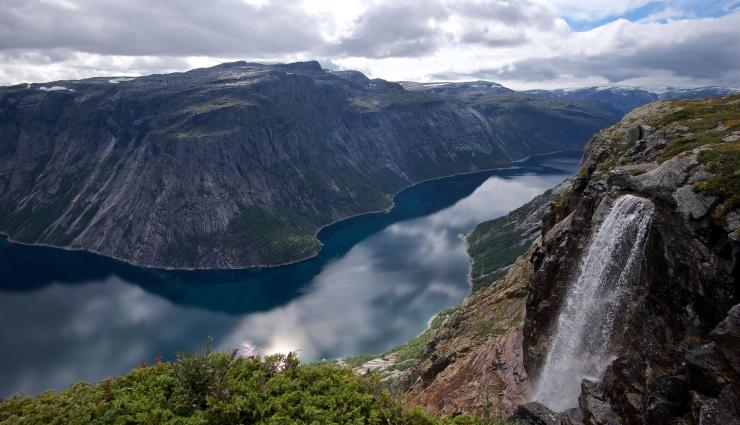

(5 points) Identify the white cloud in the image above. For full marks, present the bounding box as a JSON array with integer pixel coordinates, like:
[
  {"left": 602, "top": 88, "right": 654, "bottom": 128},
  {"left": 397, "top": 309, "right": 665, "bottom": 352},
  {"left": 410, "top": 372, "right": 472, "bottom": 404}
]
[{"left": 0, "top": 0, "right": 738, "bottom": 89}]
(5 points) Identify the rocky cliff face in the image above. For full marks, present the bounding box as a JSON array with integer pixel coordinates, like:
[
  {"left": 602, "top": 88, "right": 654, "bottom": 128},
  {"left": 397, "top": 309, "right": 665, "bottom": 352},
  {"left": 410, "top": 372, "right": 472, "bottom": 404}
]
[
  {"left": 520, "top": 94, "right": 739, "bottom": 425},
  {"left": 0, "top": 61, "right": 611, "bottom": 268},
  {"left": 387, "top": 95, "right": 739, "bottom": 424}
]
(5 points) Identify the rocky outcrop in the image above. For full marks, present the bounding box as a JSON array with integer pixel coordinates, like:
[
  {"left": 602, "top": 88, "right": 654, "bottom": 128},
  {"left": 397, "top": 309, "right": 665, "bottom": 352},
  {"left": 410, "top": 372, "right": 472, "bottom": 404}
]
[
  {"left": 394, "top": 95, "right": 739, "bottom": 424},
  {"left": 521, "top": 95, "right": 739, "bottom": 424},
  {"left": 509, "top": 401, "right": 579, "bottom": 425},
  {"left": 400, "top": 253, "right": 532, "bottom": 418},
  {"left": 0, "top": 61, "right": 613, "bottom": 268}
]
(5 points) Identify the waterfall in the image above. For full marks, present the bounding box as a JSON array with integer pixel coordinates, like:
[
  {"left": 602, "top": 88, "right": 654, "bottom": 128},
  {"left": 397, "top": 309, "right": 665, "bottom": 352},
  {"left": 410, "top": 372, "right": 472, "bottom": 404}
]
[{"left": 532, "top": 194, "right": 653, "bottom": 411}]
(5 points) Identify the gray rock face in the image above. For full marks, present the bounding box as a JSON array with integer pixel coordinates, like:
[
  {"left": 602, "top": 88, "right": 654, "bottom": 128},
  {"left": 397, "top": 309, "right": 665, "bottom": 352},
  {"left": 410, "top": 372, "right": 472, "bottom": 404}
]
[
  {"left": 519, "top": 97, "right": 739, "bottom": 424},
  {"left": 0, "top": 61, "right": 612, "bottom": 268},
  {"left": 673, "top": 185, "right": 717, "bottom": 220},
  {"left": 711, "top": 304, "right": 740, "bottom": 373}
]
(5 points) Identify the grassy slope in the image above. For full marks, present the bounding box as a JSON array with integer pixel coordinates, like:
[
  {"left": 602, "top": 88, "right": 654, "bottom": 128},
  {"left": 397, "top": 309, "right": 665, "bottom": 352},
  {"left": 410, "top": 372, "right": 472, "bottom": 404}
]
[
  {"left": 0, "top": 344, "right": 514, "bottom": 425},
  {"left": 466, "top": 185, "right": 567, "bottom": 291},
  {"left": 596, "top": 94, "right": 740, "bottom": 222}
]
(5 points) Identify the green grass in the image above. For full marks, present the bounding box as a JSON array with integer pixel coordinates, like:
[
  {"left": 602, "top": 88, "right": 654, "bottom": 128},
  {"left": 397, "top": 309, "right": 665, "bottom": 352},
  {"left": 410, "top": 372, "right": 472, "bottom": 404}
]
[
  {"left": 696, "top": 143, "right": 740, "bottom": 220},
  {"left": 466, "top": 189, "right": 555, "bottom": 291},
  {"left": 0, "top": 341, "right": 509, "bottom": 425},
  {"left": 389, "top": 307, "right": 459, "bottom": 366},
  {"left": 345, "top": 306, "right": 460, "bottom": 373},
  {"left": 653, "top": 94, "right": 740, "bottom": 163}
]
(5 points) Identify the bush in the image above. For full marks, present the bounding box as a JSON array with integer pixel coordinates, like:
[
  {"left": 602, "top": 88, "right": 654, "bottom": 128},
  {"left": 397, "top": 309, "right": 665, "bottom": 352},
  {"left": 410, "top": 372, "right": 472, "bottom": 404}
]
[{"left": 0, "top": 340, "right": 508, "bottom": 425}]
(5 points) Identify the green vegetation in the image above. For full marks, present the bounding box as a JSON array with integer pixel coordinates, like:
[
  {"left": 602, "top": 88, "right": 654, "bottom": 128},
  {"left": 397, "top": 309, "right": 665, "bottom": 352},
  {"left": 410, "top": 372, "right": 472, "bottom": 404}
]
[
  {"left": 643, "top": 94, "right": 740, "bottom": 219},
  {"left": 697, "top": 143, "right": 740, "bottom": 219},
  {"left": 466, "top": 189, "right": 554, "bottom": 291},
  {"left": 0, "top": 340, "right": 510, "bottom": 425},
  {"left": 227, "top": 206, "right": 321, "bottom": 264},
  {"left": 591, "top": 95, "right": 739, "bottom": 221},
  {"left": 345, "top": 306, "right": 459, "bottom": 373},
  {"left": 389, "top": 307, "right": 459, "bottom": 366},
  {"left": 654, "top": 94, "right": 740, "bottom": 162}
]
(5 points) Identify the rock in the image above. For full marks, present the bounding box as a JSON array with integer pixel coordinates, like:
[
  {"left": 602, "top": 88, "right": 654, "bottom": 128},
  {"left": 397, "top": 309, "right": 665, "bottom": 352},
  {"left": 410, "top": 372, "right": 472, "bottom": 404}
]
[
  {"left": 684, "top": 343, "right": 734, "bottom": 397},
  {"left": 627, "top": 151, "right": 702, "bottom": 200},
  {"left": 726, "top": 212, "right": 740, "bottom": 240},
  {"left": 666, "top": 124, "right": 691, "bottom": 136},
  {"left": 627, "top": 125, "right": 642, "bottom": 143},
  {"left": 508, "top": 402, "right": 575, "bottom": 425},
  {"left": 722, "top": 131, "right": 740, "bottom": 142},
  {"left": 645, "top": 374, "right": 689, "bottom": 423},
  {"left": 519, "top": 95, "right": 738, "bottom": 425},
  {"left": 673, "top": 185, "right": 717, "bottom": 219},
  {"left": 696, "top": 392, "right": 740, "bottom": 425},
  {"left": 641, "top": 125, "right": 655, "bottom": 139},
  {"left": 710, "top": 304, "right": 740, "bottom": 373},
  {"left": 579, "top": 380, "right": 621, "bottom": 425}
]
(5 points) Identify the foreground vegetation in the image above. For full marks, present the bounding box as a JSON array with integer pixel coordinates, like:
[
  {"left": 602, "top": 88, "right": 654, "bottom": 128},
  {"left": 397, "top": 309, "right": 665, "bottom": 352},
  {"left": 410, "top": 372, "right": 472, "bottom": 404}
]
[{"left": 0, "top": 340, "right": 510, "bottom": 425}]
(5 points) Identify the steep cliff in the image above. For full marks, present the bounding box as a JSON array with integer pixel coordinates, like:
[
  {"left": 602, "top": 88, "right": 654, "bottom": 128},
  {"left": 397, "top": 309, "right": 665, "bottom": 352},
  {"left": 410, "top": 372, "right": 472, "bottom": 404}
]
[
  {"left": 0, "top": 61, "right": 612, "bottom": 268},
  {"left": 519, "top": 94, "right": 739, "bottom": 425},
  {"left": 386, "top": 95, "right": 738, "bottom": 424}
]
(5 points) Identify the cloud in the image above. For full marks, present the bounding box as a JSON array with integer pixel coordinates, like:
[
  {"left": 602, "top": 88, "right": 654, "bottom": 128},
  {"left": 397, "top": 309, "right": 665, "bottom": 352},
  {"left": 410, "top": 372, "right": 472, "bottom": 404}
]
[
  {"left": 326, "top": 0, "right": 448, "bottom": 58},
  {"left": 0, "top": 0, "right": 323, "bottom": 56},
  {"left": 448, "top": 12, "right": 740, "bottom": 87},
  {"left": 0, "top": 0, "right": 738, "bottom": 89}
]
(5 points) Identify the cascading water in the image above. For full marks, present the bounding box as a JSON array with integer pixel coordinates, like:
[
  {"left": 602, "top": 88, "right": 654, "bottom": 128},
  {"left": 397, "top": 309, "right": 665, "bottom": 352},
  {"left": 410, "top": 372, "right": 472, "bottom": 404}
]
[{"left": 532, "top": 194, "right": 654, "bottom": 411}]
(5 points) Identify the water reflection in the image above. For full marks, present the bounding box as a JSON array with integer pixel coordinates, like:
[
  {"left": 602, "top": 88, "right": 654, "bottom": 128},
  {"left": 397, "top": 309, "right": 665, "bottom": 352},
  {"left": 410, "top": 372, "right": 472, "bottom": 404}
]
[{"left": 0, "top": 151, "right": 581, "bottom": 397}]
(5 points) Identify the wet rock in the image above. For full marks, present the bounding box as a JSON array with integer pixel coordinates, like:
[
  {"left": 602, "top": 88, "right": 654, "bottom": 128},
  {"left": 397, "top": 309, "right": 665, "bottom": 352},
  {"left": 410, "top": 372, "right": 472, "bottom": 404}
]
[
  {"left": 645, "top": 374, "right": 689, "bottom": 423},
  {"left": 509, "top": 402, "right": 575, "bottom": 425},
  {"left": 695, "top": 388, "right": 740, "bottom": 425},
  {"left": 579, "top": 380, "right": 620, "bottom": 425},
  {"left": 684, "top": 343, "right": 734, "bottom": 397},
  {"left": 710, "top": 304, "right": 740, "bottom": 373}
]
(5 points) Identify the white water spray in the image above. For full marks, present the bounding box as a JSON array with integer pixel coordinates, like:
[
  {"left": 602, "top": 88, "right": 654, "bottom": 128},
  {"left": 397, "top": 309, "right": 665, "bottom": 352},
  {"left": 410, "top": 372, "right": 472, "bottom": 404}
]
[{"left": 532, "top": 194, "right": 654, "bottom": 411}]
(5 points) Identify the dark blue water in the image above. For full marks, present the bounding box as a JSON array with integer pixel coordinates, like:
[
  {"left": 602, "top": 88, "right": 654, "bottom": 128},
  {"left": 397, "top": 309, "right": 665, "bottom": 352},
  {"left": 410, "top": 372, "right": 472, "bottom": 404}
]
[{"left": 0, "top": 151, "right": 581, "bottom": 397}]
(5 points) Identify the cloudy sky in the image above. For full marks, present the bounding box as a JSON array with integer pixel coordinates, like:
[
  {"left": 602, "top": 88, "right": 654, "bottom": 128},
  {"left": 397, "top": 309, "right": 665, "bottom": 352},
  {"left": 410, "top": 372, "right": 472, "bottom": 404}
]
[{"left": 1, "top": 0, "right": 739, "bottom": 89}]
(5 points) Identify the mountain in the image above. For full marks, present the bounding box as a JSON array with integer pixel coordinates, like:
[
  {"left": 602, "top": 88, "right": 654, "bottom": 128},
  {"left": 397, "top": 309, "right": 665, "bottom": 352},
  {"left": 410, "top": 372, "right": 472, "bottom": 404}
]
[
  {"left": 527, "top": 85, "right": 738, "bottom": 118},
  {"left": 402, "top": 81, "right": 615, "bottom": 157},
  {"left": 0, "top": 61, "right": 612, "bottom": 269},
  {"left": 360, "top": 94, "right": 739, "bottom": 424}
]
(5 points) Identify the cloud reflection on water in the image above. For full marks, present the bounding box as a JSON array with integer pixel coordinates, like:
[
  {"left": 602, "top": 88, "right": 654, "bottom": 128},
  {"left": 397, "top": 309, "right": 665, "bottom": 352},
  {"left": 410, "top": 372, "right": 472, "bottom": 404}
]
[
  {"left": 218, "top": 173, "right": 569, "bottom": 360},
  {"left": 0, "top": 153, "right": 580, "bottom": 397}
]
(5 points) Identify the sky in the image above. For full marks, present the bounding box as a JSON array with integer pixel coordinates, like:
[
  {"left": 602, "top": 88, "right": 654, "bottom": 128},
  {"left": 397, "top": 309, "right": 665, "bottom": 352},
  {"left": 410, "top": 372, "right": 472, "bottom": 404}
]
[{"left": 1, "top": 0, "right": 739, "bottom": 90}]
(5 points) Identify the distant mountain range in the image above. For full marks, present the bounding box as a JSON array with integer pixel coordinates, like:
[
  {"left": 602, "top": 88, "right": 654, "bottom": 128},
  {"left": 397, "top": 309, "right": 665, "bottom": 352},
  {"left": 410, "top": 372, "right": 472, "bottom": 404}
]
[
  {"left": 526, "top": 85, "right": 737, "bottom": 117},
  {"left": 0, "top": 61, "right": 734, "bottom": 268}
]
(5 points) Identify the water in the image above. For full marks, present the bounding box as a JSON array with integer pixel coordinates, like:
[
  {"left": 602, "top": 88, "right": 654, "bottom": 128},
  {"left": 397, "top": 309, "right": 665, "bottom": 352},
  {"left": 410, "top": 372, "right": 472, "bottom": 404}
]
[
  {"left": 532, "top": 194, "right": 654, "bottom": 411},
  {"left": 0, "top": 151, "right": 581, "bottom": 398}
]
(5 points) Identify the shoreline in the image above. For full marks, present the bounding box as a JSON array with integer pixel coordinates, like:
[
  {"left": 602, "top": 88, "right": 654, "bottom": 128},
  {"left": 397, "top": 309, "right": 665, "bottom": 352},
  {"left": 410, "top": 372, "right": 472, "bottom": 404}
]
[{"left": 0, "top": 149, "right": 583, "bottom": 272}]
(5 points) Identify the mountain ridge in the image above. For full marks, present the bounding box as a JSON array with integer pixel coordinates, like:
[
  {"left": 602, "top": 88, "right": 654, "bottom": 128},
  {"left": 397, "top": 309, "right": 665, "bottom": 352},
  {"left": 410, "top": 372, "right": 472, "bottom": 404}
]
[{"left": 0, "top": 61, "right": 611, "bottom": 269}]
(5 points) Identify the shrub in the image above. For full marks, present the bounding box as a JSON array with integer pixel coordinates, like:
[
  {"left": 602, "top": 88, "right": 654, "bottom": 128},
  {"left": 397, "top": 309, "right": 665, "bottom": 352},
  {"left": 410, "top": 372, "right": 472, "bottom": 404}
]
[{"left": 0, "top": 339, "right": 508, "bottom": 425}]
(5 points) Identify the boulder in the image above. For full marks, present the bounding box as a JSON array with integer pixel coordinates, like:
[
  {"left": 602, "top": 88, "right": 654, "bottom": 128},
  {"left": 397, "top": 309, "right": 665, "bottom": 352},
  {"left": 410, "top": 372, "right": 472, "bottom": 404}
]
[
  {"left": 710, "top": 304, "right": 740, "bottom": 373},
  {"left": 684, "top": 343, "right": 734, "bottom": 397},
  {"left": 673, "top": 185, "right": 716, "bottom": 220},
  {"left": 579, "top": 380, "right": 620, "bottom": 425},
  {"left": 508, "top": 401, "right": 577, "bottom": 425}
]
